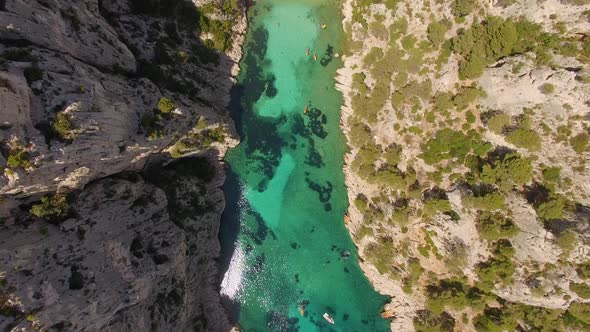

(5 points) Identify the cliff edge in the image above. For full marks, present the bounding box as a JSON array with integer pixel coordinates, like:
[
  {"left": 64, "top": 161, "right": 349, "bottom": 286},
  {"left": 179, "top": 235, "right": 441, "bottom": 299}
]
[{"left": 0, "top": 0, "right": 246, "bottom": 330}]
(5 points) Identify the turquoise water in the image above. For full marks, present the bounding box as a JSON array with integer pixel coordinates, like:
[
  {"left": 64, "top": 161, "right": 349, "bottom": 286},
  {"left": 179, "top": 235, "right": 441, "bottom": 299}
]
[{"left": 220, "top": 1, "right": 390, "bottom": 331}]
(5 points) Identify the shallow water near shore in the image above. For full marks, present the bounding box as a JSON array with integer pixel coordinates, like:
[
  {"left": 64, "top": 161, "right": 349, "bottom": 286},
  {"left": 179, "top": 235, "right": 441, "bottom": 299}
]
[{"left": 220, "top": 0, "right": 390, "bottom": 331}]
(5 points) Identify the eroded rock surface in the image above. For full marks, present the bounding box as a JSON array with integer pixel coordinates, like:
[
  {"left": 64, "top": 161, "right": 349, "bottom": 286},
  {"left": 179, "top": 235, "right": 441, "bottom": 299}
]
[
  {"left": 0, "top": 0, "right": 246, "bottom": 330},
  {"left": 0, "top": 158, "right": 231, "bottom": 331}
]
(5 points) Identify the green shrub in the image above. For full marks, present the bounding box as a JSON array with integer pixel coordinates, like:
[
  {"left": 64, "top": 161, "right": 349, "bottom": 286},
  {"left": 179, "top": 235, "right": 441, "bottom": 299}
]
[
  {"left": 453, "top": 86, "right": 485, "bottom": 110},
  {"left": 556, "top": 230, "right": 577, "bottom": 255},
  {"left": 505, "top": 128, "right": 541, "bottom": 151},
  {"left": 476, "top": 240, "right": 516, "bottom": 291},
  {"left": 356, "top": 225, "right": 374, "bottom": 240},
  {"left": 420, "top": 129, "right": 492, "bottom": 165},
  {"left": 371, "top": 165, "right": 407, "bottom": 190},
  {"left": 567, "top": 0, "right": 590, "bottom": 5},
  {"left": 369, "top": 21, "right": 388, "bottom": 40},
  {"left": 348, "top": 120, "right": 373, "bottom": 147},
  {"left": 476, "top": 303, "right": 566, "bottom": 332},
  {"left": 570, "top": 133, "right": 589, "bottom": 154},
  {"left": 383, "top": 144, "right": 402, "bottom": 165},
  {"left": 542, "top": 166, "right": 561, "bottom": 184},
  {"left": 463, "top": 192, "right": 505, "bottom": 211},
  {"left": 466, "top": 111, "right": 476, "bottom": 124},
  {"left": 202, "top": 126, "right": 225, "bottom": 146},
  {"left": 486, "top": 112, "right": 511, "bottom": 134},
  {"left": 432, "top": 92, "right": 453, "bottom": 114},
  {"left": 365, "top": 236, "right": 395, "bottom": 274},
  {"left": 170, "top": 139, "right": 193, "bottom": 158},
  {"left": 176, "top": 50, "right": 188, "bottom": 64},
  {"left": 403, "top": 258, "right": 424, "bottom": 293},
  {"left": 452, "top": 17, "right": 549, "bottom": 80},
  {"left": 452, "top": 0, "right": 476, "bottom": 17},
  {"left": 197, "top": 8, "right": 238, "bottom": 52},
  {"left": 425, "top": 278, "right": 488, "bottom": 315},
  {"left": 141, "top": 111, "right": 165, "bottom": 140},
  {"left": 414, "top": 310, "right": 456, "bottom": 332},
  {"left": 53, "top": 112, "right": 75, "bottom": 141},
  {"left": 570, "top": 282, "right": 590, "bottom": 299},
  {"left": 354, "top": 194, "right": 369, "bottom": 213},
  {"left": 577, "top": 261, "right": 590, "bottom": 280},
  {"left": 363, "top": 47, "right": 383, "bottom": 66},
  {"left": 427, "top": 20, "right": 451, "bottom": 45},
  {"left": 567, "top": 302, "right": 590, "bottom": 325},
  {"left": 30, "top": 193, "right": 70, "bottom": 223},
  {"left": 476, "top": 211, "right": 518, "bottom": 241},
  {"left": 474, "top": 306, "right": 519, "bottom": 332},
  {"left": 157, "top": 97, "right": 175, "bottom": 114},
  {"left": 535, "top": 196, "right": 565, "bottom": 221},
  {"left": 511, "top": 62, "right": 525, "bottom": 74},
  {"left": 351, "top": 144, "right": 380, "bottom": 179},
  {"left": 458, "top": 56, "right": 485, "bottom": 80},
  {"left": 423, "top": 198, "right": 452, "bottom": 217},
  {"left": 390, "top": 17, "right": 409, "bottom": 42},
  {"left": 539, "top": 83, "right": 555, "bottom": 94},
  {"left": 401, "top": 34, "right": 418, "bottom": 50},
  {"left": 6, "top": 145, "right": 32, "bottom": 170},
  {"left": 481, "top": 153, "right": 532, "bottom": 191}
]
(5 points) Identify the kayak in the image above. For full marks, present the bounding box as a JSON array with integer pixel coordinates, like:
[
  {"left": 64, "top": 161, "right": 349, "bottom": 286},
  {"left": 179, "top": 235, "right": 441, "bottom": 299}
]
[
  {"left": 313, "top": 53, "right": 317, "bottom": 61},
  {"left": 298, "top": 305, "right": 305, "bottom": 316},
  {"left": 381, "top": 310, "right": 396, "bottom": 319},
  {"left": 323, "top": 313, "right": 335, "bottom": 324}
]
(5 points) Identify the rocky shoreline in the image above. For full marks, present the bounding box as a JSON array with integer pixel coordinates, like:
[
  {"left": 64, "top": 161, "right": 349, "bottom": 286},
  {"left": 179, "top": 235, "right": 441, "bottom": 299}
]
[
  {"left": 335, "top": 1, "right": 409, "bottom": 331},
  {"left": 336, "top": 0, "right": 590, "bottom": 330}
]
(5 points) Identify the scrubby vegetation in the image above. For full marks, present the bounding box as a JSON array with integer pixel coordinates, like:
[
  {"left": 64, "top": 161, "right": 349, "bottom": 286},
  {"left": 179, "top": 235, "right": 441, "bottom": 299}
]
[
  {"left": 169, "top": 117, "right": 226, "bottom": 158},
  {"left": 451, "top": 17, "right": 573, "bottom": 79},
  {"left": 141, "top": 98, "right": 179, "bottom": 140},
  {"left": 4, "top": 140, "right": 33, "bottom": 171},
  {"left": 52, "top": 112, "right": 75, "bottom": 141},
  {"left": 476, "top": 211, "right": 518, "bottom": 241},
  {"left": 131, "top": 0, "right": 241, "bottom": 52},
  {"left": 481, "top": 153, "right": 532, "bottom": 191},
  {"left": 30, "top": 193, "right": 71, "bottom": 223},
  {"left": 6, "top": 148, "right": 31, "bottom": 170},
  {"left": 157, "top": 97, "right": 175, "bottom": 114},
  {"left": 420, "top": 129, "right": 491, "bottom": 165}
]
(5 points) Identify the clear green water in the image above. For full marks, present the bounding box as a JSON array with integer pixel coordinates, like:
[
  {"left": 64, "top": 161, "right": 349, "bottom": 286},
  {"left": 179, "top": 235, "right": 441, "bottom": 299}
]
[{"left": 220, "top": 1, "right": 390, "bottom": 331}]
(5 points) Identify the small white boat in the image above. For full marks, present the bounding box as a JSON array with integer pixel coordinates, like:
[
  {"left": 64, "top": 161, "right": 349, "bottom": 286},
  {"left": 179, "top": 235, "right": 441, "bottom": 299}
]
[{"left": 323, "top": 313, "right": 335, "bottom": 324}]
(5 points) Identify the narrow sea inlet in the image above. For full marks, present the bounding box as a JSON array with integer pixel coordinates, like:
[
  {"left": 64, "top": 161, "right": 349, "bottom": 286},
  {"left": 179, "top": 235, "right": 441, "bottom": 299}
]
[{"left": 220, "top": 0, "right": 390, "bottom": 330}]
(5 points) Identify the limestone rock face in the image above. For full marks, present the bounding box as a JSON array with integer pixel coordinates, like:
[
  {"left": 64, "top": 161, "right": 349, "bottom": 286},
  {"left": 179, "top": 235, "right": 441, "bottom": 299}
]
[
  {"left": 0, "top": 158, "right": 232, "bottom": 331},
  {"left": 0, "top": 0, "right": 136, "bottom": 72},
  {"left": 0, "top": 0, "right": 242, "bottom": 196},
  {"left": 0, "top": 0, "right": 245, "bottom": 330}
]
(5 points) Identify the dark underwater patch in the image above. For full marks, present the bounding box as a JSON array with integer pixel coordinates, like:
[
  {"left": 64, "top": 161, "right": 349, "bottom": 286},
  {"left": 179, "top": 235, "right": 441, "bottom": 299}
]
[
  {"left": 320, "top": 44, "right": 334, "bottom": 67},
  {"left": 265, "top": 74, "right": 278, "bottom": 97},
  {"left": 305, "top": 178, "right": 333, "bottom": 204},
  {"left": 242, "top": 208, "right": 272, "bottom": 245}
]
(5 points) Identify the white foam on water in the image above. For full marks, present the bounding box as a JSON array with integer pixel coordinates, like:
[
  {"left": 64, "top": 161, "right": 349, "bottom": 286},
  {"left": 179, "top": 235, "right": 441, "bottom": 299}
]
[
  {"left": 220, "top": 242, "right": 245, "bottom": 300},
  {"left": 221, "top": 180, "right": 248, "bottom": 300}
]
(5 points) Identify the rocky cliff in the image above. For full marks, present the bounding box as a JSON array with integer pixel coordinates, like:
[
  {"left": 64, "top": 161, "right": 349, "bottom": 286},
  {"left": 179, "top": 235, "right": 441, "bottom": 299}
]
[
  {"left": 337, "top": 0, "right": 590, "bottom": 330},
  {"left": 0, "top": 0, "right": 245, "bottom": 330}
]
